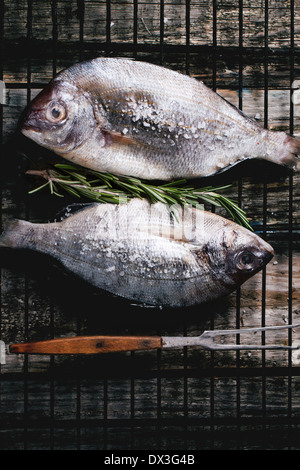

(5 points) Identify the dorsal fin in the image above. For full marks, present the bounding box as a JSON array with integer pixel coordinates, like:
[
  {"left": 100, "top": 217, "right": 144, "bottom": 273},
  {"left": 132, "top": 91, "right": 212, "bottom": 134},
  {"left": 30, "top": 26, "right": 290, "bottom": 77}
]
[{"left": 52, "top": 203, "right": 97, "bottom": 222}]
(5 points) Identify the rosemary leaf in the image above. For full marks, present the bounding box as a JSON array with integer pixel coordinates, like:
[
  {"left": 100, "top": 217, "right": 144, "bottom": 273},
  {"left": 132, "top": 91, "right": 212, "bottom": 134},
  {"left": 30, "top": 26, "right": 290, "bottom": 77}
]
[{"left": 28, "top": 181, "right": 51, "bottom": 194}]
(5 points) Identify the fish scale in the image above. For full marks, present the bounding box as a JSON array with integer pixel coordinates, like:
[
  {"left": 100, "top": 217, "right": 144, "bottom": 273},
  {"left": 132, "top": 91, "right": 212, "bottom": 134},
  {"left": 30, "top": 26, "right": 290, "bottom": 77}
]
[{"left": 21, "top": 58, "right": 299, "bottom": 180}]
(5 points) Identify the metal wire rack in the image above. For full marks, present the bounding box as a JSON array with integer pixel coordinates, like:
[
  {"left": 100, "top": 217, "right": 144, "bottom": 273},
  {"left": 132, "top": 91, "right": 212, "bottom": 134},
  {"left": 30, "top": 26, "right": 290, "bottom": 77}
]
[{"left": 0, "top": 0, "right": 300, "bottom": 450}]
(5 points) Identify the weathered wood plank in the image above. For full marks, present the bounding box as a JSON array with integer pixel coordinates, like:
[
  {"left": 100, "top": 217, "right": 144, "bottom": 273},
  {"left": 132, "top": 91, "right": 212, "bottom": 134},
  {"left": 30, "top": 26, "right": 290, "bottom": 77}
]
[{"left": 1, "top": 81, "right": 300, "bottom": 374}]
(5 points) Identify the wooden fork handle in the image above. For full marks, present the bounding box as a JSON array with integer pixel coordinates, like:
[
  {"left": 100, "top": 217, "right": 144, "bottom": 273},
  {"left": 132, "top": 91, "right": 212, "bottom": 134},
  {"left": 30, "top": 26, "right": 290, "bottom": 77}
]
[{"left": 9, "top": 336, "right": 162, "bottom": 355}]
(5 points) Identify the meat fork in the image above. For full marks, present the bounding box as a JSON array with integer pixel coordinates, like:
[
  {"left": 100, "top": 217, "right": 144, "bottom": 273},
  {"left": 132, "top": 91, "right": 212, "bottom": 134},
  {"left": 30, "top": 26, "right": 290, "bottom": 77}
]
[{"left": 9, "top": 324, "right": 300, "bottom": 355}]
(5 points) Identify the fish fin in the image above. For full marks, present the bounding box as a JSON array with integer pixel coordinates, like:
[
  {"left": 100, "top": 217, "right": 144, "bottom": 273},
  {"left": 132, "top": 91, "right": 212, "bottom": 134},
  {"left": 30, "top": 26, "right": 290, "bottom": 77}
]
[
  {"left": 110, "top": 57, "right": 135, "bottom": 61},
  {"left": 266, "top": 132, "right": 300, "bottom": 170},
  {"left": 144, "top": 213, "right": 201, "bottom": 243},
  {"left": 53, "top": 203, "right": 97, "bottom": 222},
  {"left": 103, "top": 130, "right": 141, "bottom": 147},
  {"left": 0, "top": 219, "right": 32, "bottom": 249},
  {"left": 281, "top": 134, "right": 300, "bottom": 169}
]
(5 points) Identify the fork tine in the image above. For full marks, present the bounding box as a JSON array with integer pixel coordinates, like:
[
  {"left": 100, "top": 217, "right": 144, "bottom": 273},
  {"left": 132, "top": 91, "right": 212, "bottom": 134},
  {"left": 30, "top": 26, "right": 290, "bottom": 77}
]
[
  {"left": 204, "top": 343, "right": 298, "bottom": 351},
  {"left": 198, "top": 324, "right": 300, "bottom": 351}
]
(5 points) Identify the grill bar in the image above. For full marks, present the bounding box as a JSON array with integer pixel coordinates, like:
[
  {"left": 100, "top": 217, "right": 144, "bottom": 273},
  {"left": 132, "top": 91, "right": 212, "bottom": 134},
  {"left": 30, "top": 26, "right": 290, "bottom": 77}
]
[
  {"left": 2, "top": 365, "right": 300, "bottom": 381},
  {"left": 287, "top": 0, "right": 296, "bottom": 445},
  {"left": 2, "top": 415, "right": 300, "bottom": 430},
  {"left": 0, "top": 0, "right": 4, "bottom": 377},
  {"left": 22, "top": 0, "right": 33, "bottom": 452},
  {"left": 2, "top": 40, "right": 299, "bottom": 56}
]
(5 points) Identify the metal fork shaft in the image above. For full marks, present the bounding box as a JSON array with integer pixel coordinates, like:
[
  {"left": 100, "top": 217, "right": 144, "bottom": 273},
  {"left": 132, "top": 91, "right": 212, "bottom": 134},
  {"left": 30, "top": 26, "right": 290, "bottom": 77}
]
[{"left": 195, "top": 324, "right": 300, "bottom": 351}]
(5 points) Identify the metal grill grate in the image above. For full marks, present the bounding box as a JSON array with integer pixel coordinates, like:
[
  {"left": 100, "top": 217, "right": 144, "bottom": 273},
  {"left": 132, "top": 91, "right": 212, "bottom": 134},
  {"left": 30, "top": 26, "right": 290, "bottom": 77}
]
[{"left": 0, "top": 0, "right": 300, "bottom": 451}]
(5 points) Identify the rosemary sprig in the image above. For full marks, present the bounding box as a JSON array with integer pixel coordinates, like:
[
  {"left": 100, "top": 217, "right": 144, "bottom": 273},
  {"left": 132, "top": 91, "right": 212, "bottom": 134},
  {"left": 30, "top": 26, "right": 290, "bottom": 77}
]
[{"left": 26, "top": 163, "right": 252, "bottom": 230}]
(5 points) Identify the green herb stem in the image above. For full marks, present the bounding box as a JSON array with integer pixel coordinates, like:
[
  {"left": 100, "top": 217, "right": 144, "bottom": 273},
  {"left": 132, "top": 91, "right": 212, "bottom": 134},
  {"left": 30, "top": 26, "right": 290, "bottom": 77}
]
[{"left": 26, "top": 164, "right": 252, "bottom": 230}]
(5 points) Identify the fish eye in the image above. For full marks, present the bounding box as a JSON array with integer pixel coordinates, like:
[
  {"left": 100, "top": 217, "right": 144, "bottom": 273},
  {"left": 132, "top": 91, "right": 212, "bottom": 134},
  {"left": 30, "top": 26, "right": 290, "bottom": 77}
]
[
  {"left": 235, "top": 250, "right": 257, "bottom": 271},
  {"left": 46, "top": 101, "right": 67, "bottom": 123}
]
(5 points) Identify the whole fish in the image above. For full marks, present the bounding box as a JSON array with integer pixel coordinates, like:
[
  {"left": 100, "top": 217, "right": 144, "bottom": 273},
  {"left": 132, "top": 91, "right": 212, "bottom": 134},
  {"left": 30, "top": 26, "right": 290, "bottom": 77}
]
[
  {"left": 21, "top": 58, "right": 299, "bottom": 180},
  {"left": 0, "top": 199, "right": 273, "bottom": 307}
]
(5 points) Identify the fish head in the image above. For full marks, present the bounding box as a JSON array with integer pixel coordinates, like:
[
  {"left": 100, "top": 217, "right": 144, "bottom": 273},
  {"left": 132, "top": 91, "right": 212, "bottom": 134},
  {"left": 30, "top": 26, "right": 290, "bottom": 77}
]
[
  {"left": 20, "top": 79, "right": 97, "bottom": 153},
  {"left": 203, "top": 224, "right": 274, "bottom": 289}
]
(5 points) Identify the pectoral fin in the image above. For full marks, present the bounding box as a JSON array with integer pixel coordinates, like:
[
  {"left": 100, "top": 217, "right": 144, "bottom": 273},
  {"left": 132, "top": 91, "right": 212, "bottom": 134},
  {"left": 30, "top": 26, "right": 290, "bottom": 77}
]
[{"left": 103, "top": 130, "right": 140, "bottom": 147}]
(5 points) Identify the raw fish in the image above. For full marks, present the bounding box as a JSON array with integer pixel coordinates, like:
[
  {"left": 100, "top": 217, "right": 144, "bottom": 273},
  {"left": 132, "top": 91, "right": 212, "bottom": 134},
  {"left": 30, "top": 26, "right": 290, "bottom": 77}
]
[
  {"left": 21, "top": 58, "right": 299, "bottom": 180},
  {"left": 0, "top": 199, "right": 274, "bottom": 307}
]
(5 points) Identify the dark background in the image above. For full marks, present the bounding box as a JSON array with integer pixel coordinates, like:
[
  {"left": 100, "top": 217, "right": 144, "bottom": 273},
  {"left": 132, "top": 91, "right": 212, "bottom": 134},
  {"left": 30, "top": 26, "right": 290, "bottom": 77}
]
[{"left": 0, "top": 0, "right": 300, "bottom": 450}]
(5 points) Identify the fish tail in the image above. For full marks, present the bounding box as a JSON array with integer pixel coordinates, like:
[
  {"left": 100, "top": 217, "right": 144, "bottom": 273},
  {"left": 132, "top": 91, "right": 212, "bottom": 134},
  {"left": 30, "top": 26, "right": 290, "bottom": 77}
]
[
  {"left": 266, "top": 131, "right": 300, "bottom": 170},
  {"left": 0, "top": 219, "right": 33, "bottom": 249}
]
